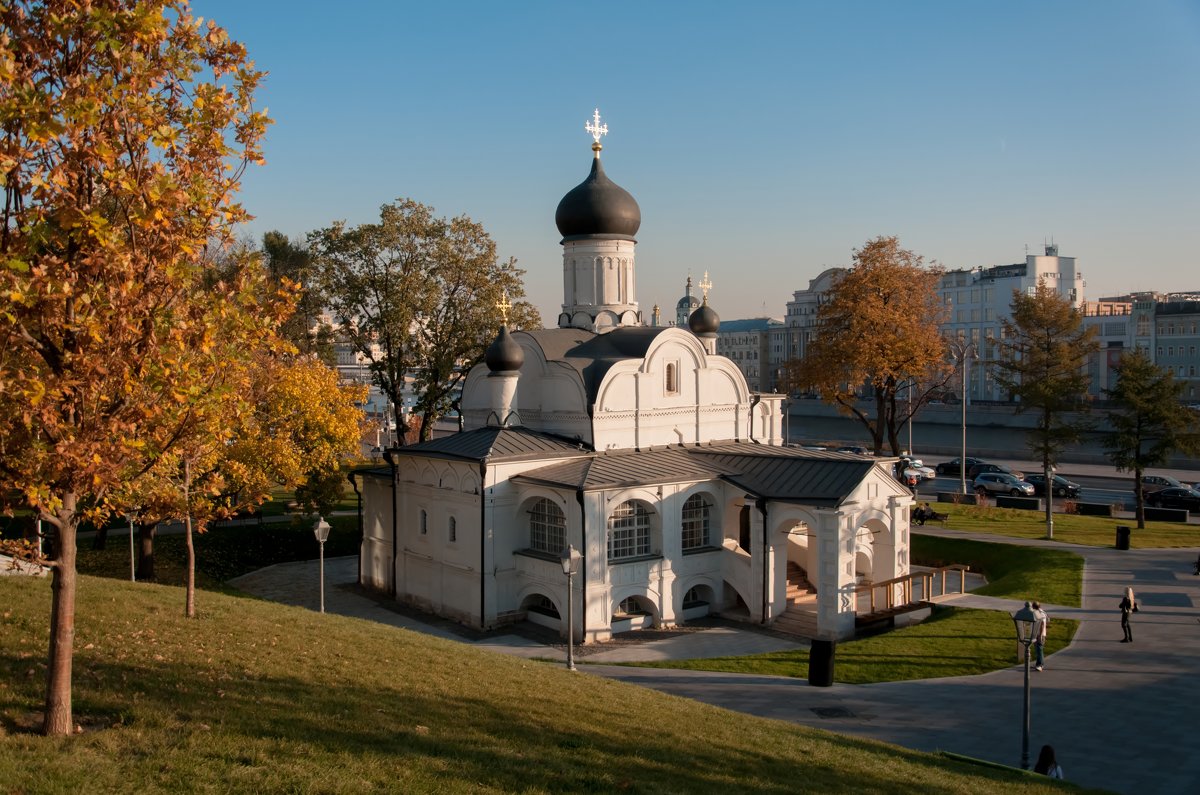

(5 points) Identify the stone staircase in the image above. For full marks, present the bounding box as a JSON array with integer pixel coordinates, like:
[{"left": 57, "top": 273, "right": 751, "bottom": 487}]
[{"left": 771, "top": 562, "right": 819, "bottom": 637}]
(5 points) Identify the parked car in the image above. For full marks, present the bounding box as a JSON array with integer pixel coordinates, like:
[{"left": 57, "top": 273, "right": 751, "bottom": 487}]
[
  {"left": 1145, "top": 486, "right": 1200, "bottom": 512},
  {"left": 1024, "top": 474, "right": 1082, "bottom": 499},
  {"left": 967, "top": 462, "right": 1025, "bottom": 481},
  {"left": 836, "top": 445, "right": 871, "bottom": 456},
  {"left": 973, "top": 472, "right": 1035, "bottom": 497},
  {"left": 935, "top": 457, "right": 984, "bottom": 476},
  {"left": 1140, "top": 474, "right": 1184, "bottom": 494},
  {"left": 899, "top": 456, "right": 936, "bottom": 480}
]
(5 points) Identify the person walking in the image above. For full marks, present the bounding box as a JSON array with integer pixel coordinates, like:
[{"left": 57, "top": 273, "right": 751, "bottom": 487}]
[
  {"left": 1033, "top": 744, "right": 1064, "bottom": 779},
  {"left": 1031, "top": 601, "right": 1048, "bottom": 671},
  {"left": 1119, "top": 586, "right": 1138, "bottom": 642}
]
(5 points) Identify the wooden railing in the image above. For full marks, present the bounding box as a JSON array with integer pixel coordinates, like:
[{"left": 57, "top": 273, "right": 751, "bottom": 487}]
[{"left": 854, "top": 565, "right": 970, "bottom": 619}]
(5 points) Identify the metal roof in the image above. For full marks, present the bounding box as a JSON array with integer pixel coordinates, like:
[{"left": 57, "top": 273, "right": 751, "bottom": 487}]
[
  {"left": 520, "top": 326, "right": 672, "bottom": 402},
  {"left": 512, "top": 441, "right": 878, "bottom": 506},
  {"left": 513, "top": 446, "right": 735, "bottom": 491},
  {"left": 390, "top": 426, "right": 589, "bottom": 464}
]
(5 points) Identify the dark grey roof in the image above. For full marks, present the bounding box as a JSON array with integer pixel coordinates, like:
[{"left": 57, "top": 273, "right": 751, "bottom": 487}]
[
  {"left": 512, "top": 441, "right": 878, "bottom": 506},
  {"left": 513, "top": 446, "right": 735, "bottom": 491},
  {"left": 691, "top": 443, "right": 876, "bottom": 505},
  {"left": 391, "top": 427, "right": 589, "bottom": 464},
  {"left": 519, "top": 326, "right": 671, "bottom": 402}
]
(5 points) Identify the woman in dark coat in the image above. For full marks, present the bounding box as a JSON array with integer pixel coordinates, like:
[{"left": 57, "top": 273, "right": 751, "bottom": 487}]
[{"left": 1119, "top": 586, "right": 1137, "bottom": 642}]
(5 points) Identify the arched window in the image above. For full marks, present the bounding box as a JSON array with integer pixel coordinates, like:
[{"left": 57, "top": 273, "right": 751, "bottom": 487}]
[
  {"left": 530, "top": 498, "right": 565, "bottom": 554},
  {"left": 665, "top": 362, "right": 677, "bottom": 394},
  {"left": 681, "top": 494, "right": 710, "bottom": 549},
  {"left": 608, "top": 501, "right": 651, "bottom": 561},
  {"left": 419, "top": 509, "right": 427, "bottom": 535},
  {"left": 448, "top": 516, "right": 457, "bottom": 543}
]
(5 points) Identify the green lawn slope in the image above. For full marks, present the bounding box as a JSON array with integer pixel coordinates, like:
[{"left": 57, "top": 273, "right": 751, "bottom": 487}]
[{"left": 0, "top": 575, "right": 1077, "bottom": 794}]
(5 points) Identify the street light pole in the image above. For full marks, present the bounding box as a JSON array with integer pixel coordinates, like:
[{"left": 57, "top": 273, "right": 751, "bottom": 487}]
[
  {"left": 313, "top": 517, "right": 331, "bottom": 613},
  {"left": 949, "top": 340, "right": 976, "bottom": 495},
  {"left": 560, "top": 544, "right": 581, "bottom": 671},
  {"left": 1012, "top": 602, "right": 1040, "bottom": 770}
]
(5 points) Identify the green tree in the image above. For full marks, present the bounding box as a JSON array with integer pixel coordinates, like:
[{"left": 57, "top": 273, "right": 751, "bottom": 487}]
[
  {"left": 262, "top": 231, "right": 335, "bottom": 364},
  {"left": 782, "top": 236, "right": 951, "bottom": 455},
  {"left": 0, "top": 0, "right": 268, "bottom": 735},
  {"left": 1103, "top": 348, "right": 1200, "bottom": 528},
  {"left": 994, "top": 282, "right": 1098, "bottom": 538},
  {"left": 309, "top": 199, "right": 539, "bottom": 442}
]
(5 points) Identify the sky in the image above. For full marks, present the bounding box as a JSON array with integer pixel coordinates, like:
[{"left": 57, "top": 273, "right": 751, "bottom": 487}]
[{"left": 192, "top": 0, "right": 1200, "bottom": 324}]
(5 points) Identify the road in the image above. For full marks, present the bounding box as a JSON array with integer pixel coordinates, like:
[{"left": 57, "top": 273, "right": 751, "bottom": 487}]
[{"left": 912, "top": 456, "right": 1199, "bottom": 510}]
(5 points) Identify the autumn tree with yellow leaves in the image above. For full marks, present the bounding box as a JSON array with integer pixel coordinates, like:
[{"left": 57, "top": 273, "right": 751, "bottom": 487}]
[
  {"left": 782, "top": 236, "right": 951, "bottom": 455},
  {"left": 0, "top": 1, "right": 269, "bottom": 735}
]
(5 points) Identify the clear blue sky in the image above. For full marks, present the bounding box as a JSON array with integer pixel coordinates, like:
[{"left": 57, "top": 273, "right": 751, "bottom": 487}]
[{"left": 193, "top": 0, "right": 1200, "bottom": 324}]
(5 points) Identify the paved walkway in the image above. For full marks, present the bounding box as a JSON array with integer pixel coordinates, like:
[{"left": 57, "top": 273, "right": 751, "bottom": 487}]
[{"left": 230, "top": 533, "right": 1200, "bottom": 795}]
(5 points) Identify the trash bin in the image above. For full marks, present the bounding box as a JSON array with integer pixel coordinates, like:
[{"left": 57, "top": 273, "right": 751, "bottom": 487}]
[
  {"left": 1115, "top": 525, "right": 1131, "bottom": 550},
  {"left": 808, "top": 639, "right": 836, "bottom": 687}
]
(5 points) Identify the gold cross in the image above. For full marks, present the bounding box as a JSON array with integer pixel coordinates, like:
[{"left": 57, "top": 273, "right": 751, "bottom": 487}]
[
  {"left": 496, "top": 291, "right": 511, "bottom": 324},
  {"left": 585, "top": 108, "right": 608, "bottom": 144},
  {"left": 699, "top": 271, "right": 713, "bottom": 301}
]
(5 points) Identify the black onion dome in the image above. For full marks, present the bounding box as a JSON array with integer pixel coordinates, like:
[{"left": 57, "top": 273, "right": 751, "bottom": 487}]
[
  {"left": 555, "top": 156, "right": 641, "bottom": 239},
  {"left": 485, "top": 325, "right": 524, "bottom": 372},
  {"left": 688, "top": 302, "right": 720, "bottom": 335}
]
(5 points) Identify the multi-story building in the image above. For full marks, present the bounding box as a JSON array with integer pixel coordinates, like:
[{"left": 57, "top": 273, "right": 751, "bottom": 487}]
[
  {"left": 937, "top": 244, "right": 1084, "bottom": 402},
  {"left": 715, "top": 317, "right": 784, "bottom": 392}
]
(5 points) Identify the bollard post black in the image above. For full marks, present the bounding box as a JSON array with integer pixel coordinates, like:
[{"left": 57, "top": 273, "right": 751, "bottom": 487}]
[
  {"left": 1115, "top": 525, "right": 1131, "bottom": 550},
  {"left": 808, "top": 639, "right": 836, "bottom": 687}
]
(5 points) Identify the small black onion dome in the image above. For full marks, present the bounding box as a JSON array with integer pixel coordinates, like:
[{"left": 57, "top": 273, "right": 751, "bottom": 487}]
[
  {"left": 555, "top": 155, "right": 641, "bottom": 239},
  {"left": 485, "top": 325, "right": 524, "bottom": 372},
  {"left": 689, "top": 302, "right": 720, "bottom": 335}
]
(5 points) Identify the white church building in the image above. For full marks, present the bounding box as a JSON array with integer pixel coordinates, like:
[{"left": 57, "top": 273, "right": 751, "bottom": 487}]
[{"left": 356, "top": 113, "right": 915, "bottom": 643}]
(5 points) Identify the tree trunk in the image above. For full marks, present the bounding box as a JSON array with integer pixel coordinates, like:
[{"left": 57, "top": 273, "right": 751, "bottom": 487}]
[
  {"left": 1134, "top": 465, "right": 1146, "bottom": 530},
  {"left": 91, "top": 524, "right": 108, "bottom": 551},
  {"left": 136, "top": 522, "right": 157, "bottom": 582},
  {"left": 42, "top": 492, "right": 78, "bottom": 736},
  {"left": 1043, "top": 460, "right": 1054, "bottom": 540},
  {"left": 184, "top": 459, "right": 196, "bottom": 618}
]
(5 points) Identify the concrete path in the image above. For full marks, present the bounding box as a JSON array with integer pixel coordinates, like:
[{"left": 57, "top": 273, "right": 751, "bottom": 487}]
[
  {"left": 230, "top": 533, "right": 1200, "bottom": 795},
  {"left": 591, "top": 531, "right": 1200, "bottom": 795}
]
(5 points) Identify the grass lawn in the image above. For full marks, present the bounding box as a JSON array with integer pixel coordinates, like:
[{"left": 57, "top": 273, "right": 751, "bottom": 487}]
[
  {"left": 617, "top": 607, "right": 1077, "bottom": 685},
  {"left": 924, "top": 501, "right": 1199, "bottom": 548},
  {"left": 912, "top": 535, "right": 1083, "bottom": 607},
  {"left": 0, "top": 576, "right": 1078, "bottom": 794},
  {"left": 609, "top": 537, "right": 1082, "bottom": 684}
]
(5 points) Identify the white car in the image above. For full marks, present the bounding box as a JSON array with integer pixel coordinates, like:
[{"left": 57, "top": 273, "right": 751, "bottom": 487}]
[{"left": 900, "top": 457, "right": 937, "bottom": 481}]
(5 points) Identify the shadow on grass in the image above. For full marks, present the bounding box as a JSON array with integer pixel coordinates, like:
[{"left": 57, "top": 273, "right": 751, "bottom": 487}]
[{"left": 0, "top": 577, "right": 1066, "bottom": 794}]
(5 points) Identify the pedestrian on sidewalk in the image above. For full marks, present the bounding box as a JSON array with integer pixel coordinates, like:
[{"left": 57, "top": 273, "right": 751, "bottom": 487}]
[
  {"left": 1119, "top": 586, "right": 1138, "bottom": 642},
  {"left": 1033, "top": 744, "right": 1064, "bottom": 779},
  {"left": 1031, "top": 600, "right": 1048, "bottom": 670}
]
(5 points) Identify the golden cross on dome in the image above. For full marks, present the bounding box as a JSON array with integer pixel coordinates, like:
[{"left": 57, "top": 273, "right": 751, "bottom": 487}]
[
  {"left": 699, "top": 271, "right": 713, "bottom": 302},
  {"left": 496, "top": 291, "right": 511, "bottom": 324},
  {"left": 585, "top": 109, "right": 608, "bottom": 156}
]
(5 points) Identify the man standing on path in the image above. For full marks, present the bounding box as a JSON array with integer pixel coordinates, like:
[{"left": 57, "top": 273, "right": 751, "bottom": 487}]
[{"left": 1031, "top": 600, "right": 1048, "bottom": 671}]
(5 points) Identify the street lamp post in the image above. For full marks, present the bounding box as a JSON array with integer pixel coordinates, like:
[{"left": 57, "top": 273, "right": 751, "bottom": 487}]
[
  {"left": 1045, "top": 464, "right": 1055, "bottom": 540},
  {"left": 949, "top": 340, "right": 976, "bottom": 495},
  {"left": 1012, "top": 602, "right": 1041, "bottom": 770},
  {"left": 127, "top": 514, "right": 136, "bottom": 582},
  {"left": 560, "top": 544, "right": 581, "bottom": 671},
  {"left": 313, "top": 517, "right": 331, "bottom": 613}
]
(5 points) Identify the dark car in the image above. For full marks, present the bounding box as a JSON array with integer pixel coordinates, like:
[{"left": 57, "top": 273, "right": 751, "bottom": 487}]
[
  {"left": 967, "top": 462, "right": 1026, "bottom": 481},
  {"left": 1141, "top": 474, "right": 1184, "bottom": 494},
  {"left": 835, "top": 445, "right": 871, "bottom": 456},
  {"left": 1024, "top": 474, "right": 1082, "bottom": 499},
  {"left": 935, "top": 457, "right": 984, "bottom": 476},
  {"left": 1145, "top": 486, "right": 1200, "bottom": 512}
]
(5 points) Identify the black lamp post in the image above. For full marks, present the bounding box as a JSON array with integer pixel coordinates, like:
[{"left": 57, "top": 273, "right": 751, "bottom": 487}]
[
  {"left": 1012, "top": 601, "right": 1041, "bottom": 769},
  {"left": 313, "top": 516, "right": 331, "bottom": 613},
  {"left": 560, "top": 544, "right": 581, "bottom": 671}
]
